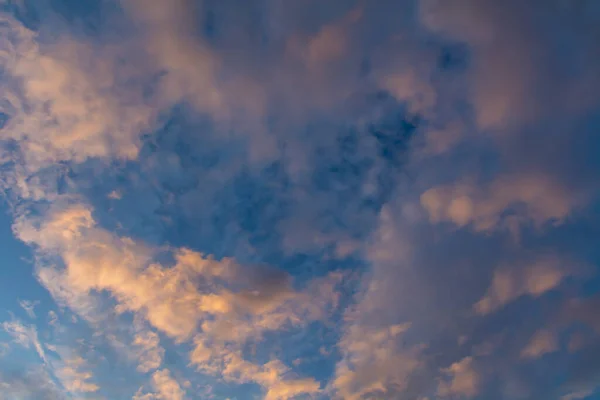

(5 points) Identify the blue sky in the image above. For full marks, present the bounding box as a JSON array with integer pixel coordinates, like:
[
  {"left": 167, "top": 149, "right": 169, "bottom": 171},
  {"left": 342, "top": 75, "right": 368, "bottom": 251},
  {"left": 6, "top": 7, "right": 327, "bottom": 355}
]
[{"left": 1, "top": 0, "right": 600, "bottom": 399}]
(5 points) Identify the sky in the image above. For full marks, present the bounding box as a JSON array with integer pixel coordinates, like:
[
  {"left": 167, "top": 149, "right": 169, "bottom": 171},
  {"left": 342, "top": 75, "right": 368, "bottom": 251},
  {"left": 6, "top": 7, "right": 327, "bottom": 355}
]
[{"left": 1, "top": 0, "right": 600, "bottom": 399}]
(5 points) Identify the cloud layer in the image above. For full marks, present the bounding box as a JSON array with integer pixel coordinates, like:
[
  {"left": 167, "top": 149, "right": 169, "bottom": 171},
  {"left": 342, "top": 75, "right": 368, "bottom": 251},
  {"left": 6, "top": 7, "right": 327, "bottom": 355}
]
[{"left": 1, "top": 0, "right": 600, "bottom": 399}]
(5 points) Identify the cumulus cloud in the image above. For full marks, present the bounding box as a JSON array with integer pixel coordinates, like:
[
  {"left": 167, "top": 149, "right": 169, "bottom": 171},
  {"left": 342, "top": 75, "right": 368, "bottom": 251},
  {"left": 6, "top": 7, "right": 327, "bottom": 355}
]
[
  {"left": 474, "top": 255, "right": 570, "bottom": 315},
  {"left": 521, "top": 330, "right": 558, "bottom": 359},
  {"left": 132, "top": 323, "right": 164, "bottom": 373},
  {"left": 54, "top": 355, "right": 99, "bottom": 394},
  {"left": 0, "top": 14, "right": 153, "bottom": 181},
  {"left": 420, "top": 0, "right": 600, "bottom": 131},
  {"left": 421, "top": 174, "right": 579, "bottom": 231},
  {"left": 133, "top": 368, "right": 187, "bottom": 400},
  {"left": 13, "top": 200, "right": 343, "bottom": 399},
  {"left": 331, "top": 323, "right": 422, "bottom": 400},
  {"left": 220, "top": 356, "right": 320, "bottom": 400},
  {"left": 119, "top": 0, "right": 225, "bottom": 116},
  {"left": 437, "top": 357, "right": 479, "bottom": 398},
  {"left": 150, "top": 369, "right": 186, "bottom": 400}
]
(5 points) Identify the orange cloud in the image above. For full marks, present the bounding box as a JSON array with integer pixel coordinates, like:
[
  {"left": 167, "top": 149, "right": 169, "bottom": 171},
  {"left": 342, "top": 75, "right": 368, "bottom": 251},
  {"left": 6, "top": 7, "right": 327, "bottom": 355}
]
[
  {"left": 421, "top": 173, "right": 578, "bottom": 231},
  {"left": 474, "top": 256, "right": 569, "bottom": 315},
  {"left": 521, "top": 329, "right": 558, "bottom": 359},
  {"left": 15, "top": 202, "right": 343, "bottom": 399},
  {"left": 437, "top": 357, "right": 480, "bottom": 398}
]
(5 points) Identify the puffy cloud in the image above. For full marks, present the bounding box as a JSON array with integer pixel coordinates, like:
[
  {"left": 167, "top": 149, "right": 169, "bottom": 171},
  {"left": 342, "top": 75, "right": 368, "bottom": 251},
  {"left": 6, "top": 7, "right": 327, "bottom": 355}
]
[
  {"left": 188, "top": 271, "right": 343, "bottom": 399},
  {"left": 331, "top": 323, "right": 422, "bottom": 400},
  {"left": 15, "top": 201, "right": 343, "bottom": 399},
  {"left": 132, "top": 323, "right": 164, "bottom": 373},
  {"left": 151, "top": 369, "right": 186, "bottom": 400},
  {"left": 0, "top": 14, "right": 153, "bottom": 179},
  {"left": 437, "top": 357, "right": 479, "bottom": 398},
  {"left": 1, "top": 1, "right": 599, "bottom": 399},
  {"left": 420, "top": 0, "right": 600, "bottom": 131},
  {"left": 55, "top": 355, "right": 99, "bottom": 394},
  {"left": 521, "top": 330, "right": 558, "bottom": 359},
  {"left": 133, "top": 369, "right": 187, "bottom": 400},
  {"left": 421, "top": 174, "right": 578, "bottom": 231},
  {"left": 119, "top": 0, "right": 225, "bottom": 116},
  {"left": 220, "top": 355, "right": 320, "bottom": 400},
  {"left": 474, "top": 256, "right": 568, "bottom": 315}
]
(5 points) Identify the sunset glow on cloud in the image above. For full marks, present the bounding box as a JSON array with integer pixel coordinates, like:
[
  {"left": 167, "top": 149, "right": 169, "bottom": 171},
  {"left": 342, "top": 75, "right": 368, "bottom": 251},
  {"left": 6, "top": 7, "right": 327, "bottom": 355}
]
[{"left": 1, "top": 1, "right": 600, "bottom": 399}]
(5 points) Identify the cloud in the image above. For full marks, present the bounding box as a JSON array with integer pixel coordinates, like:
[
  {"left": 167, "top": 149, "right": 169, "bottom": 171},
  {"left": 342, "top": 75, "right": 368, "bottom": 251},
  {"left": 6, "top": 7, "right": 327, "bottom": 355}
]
[
  {"left": 420, "top": 0, "right": 600, "bottom": 131},
  {"left": 0, "top": 13, "right": 153, "bottom": 182},
  {"left": 474, "top": 255, "right": 568, "bottom": 315},
  {"left": 18, "top": 300, "right": 39, "bottom": 319},
  {"left": 14, "top": 201, "right": 344, "bottom": 399},
  {"left": 132, "top": 322, "right": 164, "bottom": 373},
  {"left": 0, "top": 1, "right": 599, "bottom": 399},
  {"left": 521, "top": 330, "right": 558, "bottom": 359},
  {"left": 331, "top": 323, "right": 422, "bottom": 400},
  {"left": 150, "top": 369, "right": 186, "bottom": 400},
  {"left": 561, "top": 389, "right": 595, "bottom": 400},
  {"left": 1, "top": 318, "right": 47, "bottom": 364},
  {"left": 421, "top": 174, "right": 579, "bottom": 231},
  {"left": 133, "top": 368, "right": 186, "bottom": 400},
  {"left": 437, "top": 357, "right": 479, "bottom": 398},
  {"left": 54, "top": 355, "right": 99, "bottom": 394},
  {"left": 0, "top": 367, "right": 65, "bottom": 400},
  {"left": 220, "top": 356, "right": 321, "bottom": 400},
  {"left": 188, "top": 271, "right": 343, "bottom": 399},
  {"left": 1, "top": 317, "right": 100, "bottom": 396},
  {"left": 119, "top": 0, "right": 225, "bottom": 116}
]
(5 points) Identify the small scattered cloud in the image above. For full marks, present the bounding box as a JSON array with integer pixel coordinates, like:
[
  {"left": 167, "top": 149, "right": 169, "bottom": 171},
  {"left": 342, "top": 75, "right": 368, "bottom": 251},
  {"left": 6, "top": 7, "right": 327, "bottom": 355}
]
[
  {"left": 437, "top": 357, "right": 480, "bottom": 398},
  {"left": 474, "top": 255, "right": 568, "bottom": 315},
  {"left": 1, "top": 318, "right": 48, "bottom": 364},
  {"left": 151, "top": 369, "right": 186, "bottom": 400},
  {"left": 521, "top": 330, "right": 558, "bottom": 359},
  {"left": 421, "top": 174, "right": 578, "bottom": 232},
  {"left": 18, "top": 300, "right": 39, "bottom": 319},
  {"left": 331, "top": 320, "right": 422, "bottom": 400},
  {"left": 55, "top": 355, "right": 99, "bottom": 394},
  {"left": 132, "top": 324, "right": 164, "bottom": 373}
]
